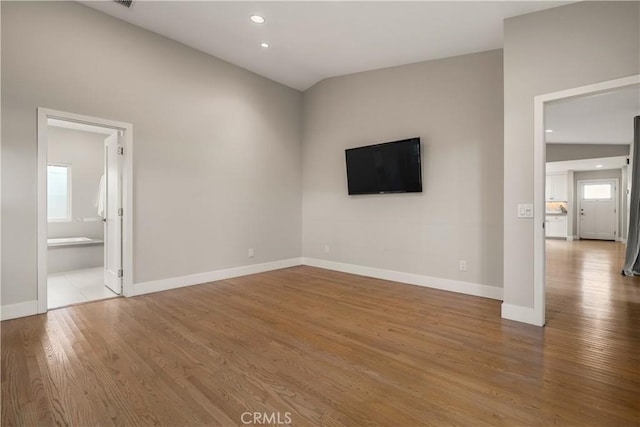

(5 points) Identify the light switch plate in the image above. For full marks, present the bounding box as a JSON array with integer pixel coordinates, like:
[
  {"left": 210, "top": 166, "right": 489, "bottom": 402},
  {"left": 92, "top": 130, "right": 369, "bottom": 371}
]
[{"left": 517, "top": 203, "right": 534, "bottom": 218}]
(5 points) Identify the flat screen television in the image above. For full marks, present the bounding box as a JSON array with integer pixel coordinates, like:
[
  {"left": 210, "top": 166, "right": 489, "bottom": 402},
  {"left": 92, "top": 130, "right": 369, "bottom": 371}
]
[{"left": 345, "top": 137, "right": 422, "bottom": 195}]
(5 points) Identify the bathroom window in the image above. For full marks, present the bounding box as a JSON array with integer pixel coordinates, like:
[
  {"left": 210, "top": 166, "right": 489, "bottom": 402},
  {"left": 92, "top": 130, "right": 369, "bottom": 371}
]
[{"left": 47, "top": 164, "right": 72, "bottom": 222}]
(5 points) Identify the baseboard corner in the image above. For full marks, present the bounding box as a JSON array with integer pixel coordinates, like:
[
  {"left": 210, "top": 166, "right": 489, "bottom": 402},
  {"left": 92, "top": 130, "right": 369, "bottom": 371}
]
[{"left": 501, "top": 303, "right": 544, "bottom": 327}]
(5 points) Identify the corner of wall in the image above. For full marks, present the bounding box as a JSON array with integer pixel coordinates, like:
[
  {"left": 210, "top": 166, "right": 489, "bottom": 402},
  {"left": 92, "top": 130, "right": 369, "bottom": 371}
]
[
  {"left": 501, "top": 302, "right": 544, "bottom": 327},
  {"left": 1, "top": 300, "right": 39, "bottom": 321}
]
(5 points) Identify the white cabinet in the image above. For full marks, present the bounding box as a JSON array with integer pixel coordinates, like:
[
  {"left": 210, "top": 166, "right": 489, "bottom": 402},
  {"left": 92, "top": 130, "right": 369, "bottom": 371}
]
[
  {"left": 546, "top": 173, "right": 568, "bottom": 201},
  {"left": 545, "top": 215, "right": 567, "bottom": 238}
]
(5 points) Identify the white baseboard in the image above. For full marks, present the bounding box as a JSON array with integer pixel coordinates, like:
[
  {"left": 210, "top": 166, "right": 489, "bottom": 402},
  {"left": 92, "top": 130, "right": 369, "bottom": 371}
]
[
  {"left": 132, "top": 257, "right": 303, "bottom": 296},
  {"left": 2, "top": 258, "right": 505, "bottom": 320},
  {"left": 302, "top": 257, "right": 503, "bottom": 300},
  {"left": 501, "top": 303, "right": 544, "bottom": 326},
  {"left": 1, "top": 300, "right": 39, "bottom": 321}
]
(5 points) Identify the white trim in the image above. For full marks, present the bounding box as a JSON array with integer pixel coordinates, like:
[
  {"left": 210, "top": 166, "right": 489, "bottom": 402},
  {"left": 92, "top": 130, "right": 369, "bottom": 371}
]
[
  {"left": 37, "top": 108, "right": 134, "bottom": 313},
  {"left": 133, "top": 258, "right": 303, "bottom": 296},
  {"left": 501, "top": 303, "right": 544, "bottom": 327},
  {"left": 121, "top": 128, "right": 134, "bottom": 298},
  {"left": 1, "top": 301, "right": 38, "bottom": 321},
  {"left": 576, "top": 178, "right": 619, "bottom": 241},
  {"left": 7, "top": 257, "right": 504, "bottom": 319},
  {"left": 622, "top": 164, "right": 629, "bottom": 241},
  {"left": 37, "top": 110, "right": 48, "bottom": 313},
  {"left": 532, "top": 74, "right": 640, "bottom": 327},
  {"left": 533, "top": 91, "right": 547, "bottom": 326},
  {"left": 567, "top": 170, "right": 575, "bottom": 239},
  {"left": 302, "top": 258, "right": 503, "bottom": 300}
]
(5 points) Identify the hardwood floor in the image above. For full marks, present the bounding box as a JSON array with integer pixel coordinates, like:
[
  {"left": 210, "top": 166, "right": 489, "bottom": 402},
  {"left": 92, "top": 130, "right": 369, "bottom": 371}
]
[{"left": 2, "top": 242, "right": 639, "bottom": 426}]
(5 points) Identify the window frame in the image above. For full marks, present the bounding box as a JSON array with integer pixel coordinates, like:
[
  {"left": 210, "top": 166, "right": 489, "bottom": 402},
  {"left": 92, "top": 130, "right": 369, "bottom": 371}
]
[
  {"left": 47, "top": 162, "right": 72, "bottom": 223},
  {"left": 582, "top": 183, "right": 613, "bottom": 200}
]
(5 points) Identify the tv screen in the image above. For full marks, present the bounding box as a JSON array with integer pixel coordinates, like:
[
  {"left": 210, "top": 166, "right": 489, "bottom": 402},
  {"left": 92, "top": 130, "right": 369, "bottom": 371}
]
[{"left": 345, "top": 137, "right": 422, "bottom": 195}]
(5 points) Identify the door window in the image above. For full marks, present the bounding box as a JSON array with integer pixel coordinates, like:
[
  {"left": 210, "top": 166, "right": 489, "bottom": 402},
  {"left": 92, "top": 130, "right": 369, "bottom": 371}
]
[{"left": 583, "top": 183, "right": 612, "bottom": 200}]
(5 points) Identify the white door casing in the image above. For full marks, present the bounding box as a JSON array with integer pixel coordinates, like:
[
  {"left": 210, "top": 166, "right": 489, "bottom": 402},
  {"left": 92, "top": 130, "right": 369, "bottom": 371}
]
[
  {"left": 528, "top": 74, "right": 639, "bottom": 327},
  {"left": 37, "top": 108, "right": 133, "bottom": 314},
  {"left": 104, "top": 132, "right": 123, "bottom": 294}
]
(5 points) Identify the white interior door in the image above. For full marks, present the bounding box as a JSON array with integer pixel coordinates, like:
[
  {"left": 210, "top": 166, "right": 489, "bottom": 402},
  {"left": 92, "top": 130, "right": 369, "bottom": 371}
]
[
  {"left": 579, "top": 180, "right": 616, "bottom": 241},
  {"left": 104, "top": 132, "right": 122, "bottom": 294}
]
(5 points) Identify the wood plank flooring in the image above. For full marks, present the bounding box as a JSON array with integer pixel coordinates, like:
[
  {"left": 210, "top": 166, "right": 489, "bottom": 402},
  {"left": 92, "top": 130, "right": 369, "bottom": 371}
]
[{"left": 2, "top": 241, "right": 639, "bottom": 426}]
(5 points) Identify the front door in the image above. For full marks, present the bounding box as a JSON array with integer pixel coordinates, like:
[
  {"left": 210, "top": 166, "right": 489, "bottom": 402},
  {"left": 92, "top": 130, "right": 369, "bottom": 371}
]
[{"left": 579, "top": 180, "right": 617, "bottom": 241}]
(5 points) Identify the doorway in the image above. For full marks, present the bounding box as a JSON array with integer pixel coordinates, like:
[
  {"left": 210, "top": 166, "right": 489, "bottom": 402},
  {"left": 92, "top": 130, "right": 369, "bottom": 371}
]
[
  {"left": 37, "top": 109, "right": 133, "bottom": 314},
  {"left": 533, "top": 75, "right": 640, "bottom": 326},
  {"left": 577, "top": 179, "right": 619, "bottom": 241}
]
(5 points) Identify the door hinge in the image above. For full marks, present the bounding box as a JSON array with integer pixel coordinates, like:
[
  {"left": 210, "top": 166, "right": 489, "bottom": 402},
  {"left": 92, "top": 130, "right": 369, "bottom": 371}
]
[
  {"left": 118, "top": 208, "right": 123, "bottom": 217},
  {"left": 117, "top": 146, "right": 124, "bottom": 155},
  {"left": 118, "top": 269, "right": 123, "bottom": 278}
]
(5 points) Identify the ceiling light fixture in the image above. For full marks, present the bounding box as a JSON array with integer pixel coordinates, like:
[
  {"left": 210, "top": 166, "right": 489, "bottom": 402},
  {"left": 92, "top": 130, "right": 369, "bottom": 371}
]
[
  {"left": 596, "top": 165, "right": 604, "bottom": 168},
  {"left": 260, "top": 42, "right": 270, "bottom": 48},
  {"left": 250, "top": 15, "right": 265, "bottom": 24},
  {"left": 545, "top": 129, "right": 553, "bottom": 133}
]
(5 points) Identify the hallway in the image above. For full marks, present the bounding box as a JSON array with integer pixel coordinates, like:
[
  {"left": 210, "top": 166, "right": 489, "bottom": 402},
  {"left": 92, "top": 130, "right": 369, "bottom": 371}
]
[
  {"left": 543, "top": 239, "right": 640, "bottom": 424},
  {"left": 546, "top": 239, "right": 639, "bottom": 323}
]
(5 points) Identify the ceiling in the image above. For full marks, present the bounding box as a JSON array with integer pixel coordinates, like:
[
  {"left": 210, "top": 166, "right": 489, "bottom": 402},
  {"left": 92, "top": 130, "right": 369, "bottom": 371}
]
[
  {"left": 80, "top": 1, "right": 570, "bottom": 91},
  {"left": 546, "top": 156, "right": 628, "bottom": 173},
  {"left": 545, "top": 85, "right": 640, "bottom": 145}
]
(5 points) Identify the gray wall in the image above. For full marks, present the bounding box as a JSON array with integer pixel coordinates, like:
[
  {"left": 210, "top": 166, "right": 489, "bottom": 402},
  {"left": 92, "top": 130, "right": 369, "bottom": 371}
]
[
  {"left": 572, "top": 169, "right": 623, "bottom": 238},
  {"left": 1, "top": 1, "right": 302, "bottom": 305},
  {"left": 503, "top": 1, "right": 639, "bottom": 308},
  {"left": 546, "top": 143, "right": 630, "bottom": 162},
  {"left": 47, "top": 126, "right": 105, "bottom": 240},
  {"left": 302, "top": 50, "right": 504, "bottom": 289}
]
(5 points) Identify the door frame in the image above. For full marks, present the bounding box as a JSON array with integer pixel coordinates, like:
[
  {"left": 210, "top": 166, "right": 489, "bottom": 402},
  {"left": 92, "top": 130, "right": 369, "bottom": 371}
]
[
  {"left": 37, "top": 108, "right": 134, "bottom": 314},
  {"left": 533, "top": 74, "right": 639, "bottom": 327},
  {"left": 576, "top": 178, "right": 619, "bottom": 241}
]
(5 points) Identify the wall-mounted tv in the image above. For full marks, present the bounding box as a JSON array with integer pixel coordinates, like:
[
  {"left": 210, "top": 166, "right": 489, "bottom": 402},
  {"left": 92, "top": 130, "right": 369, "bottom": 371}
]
[{"left": 345, "top": 137, "right": 422, "bottom": 195}]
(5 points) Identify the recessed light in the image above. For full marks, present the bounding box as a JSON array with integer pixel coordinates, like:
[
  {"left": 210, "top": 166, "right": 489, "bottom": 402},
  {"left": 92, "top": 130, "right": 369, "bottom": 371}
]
[
  {"left": 545, "top": 129, "right": 553, "bottom": 133},
  {"left": 596, "top": 165, "right": 604, "bottom": 168},
  {"left": 260, "top": 42, "right": 270, "bottom": 48},
  {"left": 250, "top": 15, "right": 265, "bottom": 24}
]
